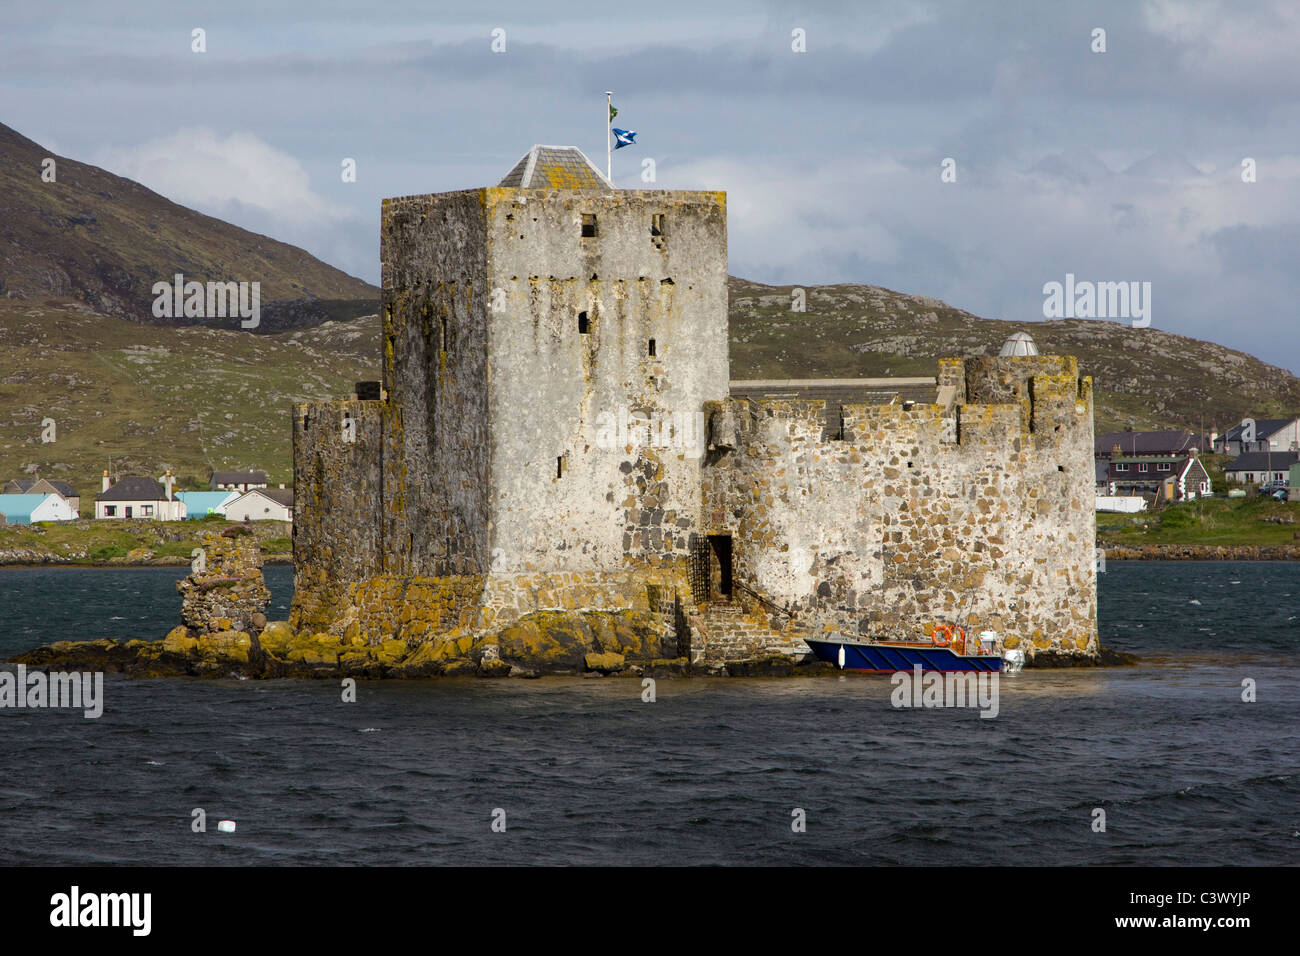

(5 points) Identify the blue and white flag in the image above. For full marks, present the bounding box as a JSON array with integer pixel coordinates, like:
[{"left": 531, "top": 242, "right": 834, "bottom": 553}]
[{"left": 612, "top": 128, "right": 637, "bottom": 149}]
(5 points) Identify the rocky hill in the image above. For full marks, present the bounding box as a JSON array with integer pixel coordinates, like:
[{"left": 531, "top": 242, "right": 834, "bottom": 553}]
[{"left": 0, "top": 121, "right": 378, "bottom": 330}]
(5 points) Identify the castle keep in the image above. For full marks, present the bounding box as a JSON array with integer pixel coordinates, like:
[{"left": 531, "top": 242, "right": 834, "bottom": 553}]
[{"left": 290, "top": 145, "right": 1098, "bottom": 668}]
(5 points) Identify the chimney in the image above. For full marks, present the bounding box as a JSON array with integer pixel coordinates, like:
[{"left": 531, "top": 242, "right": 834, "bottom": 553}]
[
  {"left": 102, "top": 470, "right": 111, "bottom": 492},
  {"left": 164, "top": 470, "right": 174, "bottom": 501}
]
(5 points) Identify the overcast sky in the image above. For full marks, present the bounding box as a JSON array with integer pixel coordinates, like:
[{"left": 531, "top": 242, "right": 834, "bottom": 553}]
[{"left": 3, "top": 1, "right": 1298, "bottom": 370}]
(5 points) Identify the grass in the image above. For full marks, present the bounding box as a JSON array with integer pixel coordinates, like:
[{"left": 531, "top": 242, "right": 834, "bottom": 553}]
[
  {"left": 1097, "top": 496, "right": 1300, "bottom": 547},
  {"left": 0, "top": 518, "right": 293, "bottom": 563}
]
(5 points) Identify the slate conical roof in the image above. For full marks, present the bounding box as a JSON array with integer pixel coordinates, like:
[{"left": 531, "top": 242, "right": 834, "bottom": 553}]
[{"left": 497, "top": 145, "right": 614, "bottom": 189}]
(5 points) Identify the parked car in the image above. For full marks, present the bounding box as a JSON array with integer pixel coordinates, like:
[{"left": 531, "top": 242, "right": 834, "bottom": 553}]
[{"left": 1258, "top": 481, "right": 1287, "bottom": 496}]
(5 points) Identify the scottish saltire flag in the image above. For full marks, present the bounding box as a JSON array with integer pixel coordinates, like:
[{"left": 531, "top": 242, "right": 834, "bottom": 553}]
[{"left": 612, "top": 127, "right": 637, "bottom": 149}]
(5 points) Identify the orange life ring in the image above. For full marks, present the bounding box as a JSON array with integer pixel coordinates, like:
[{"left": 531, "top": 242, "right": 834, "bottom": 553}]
[{"left": 931, "top": 623, "right": 952, "bottom": 647}]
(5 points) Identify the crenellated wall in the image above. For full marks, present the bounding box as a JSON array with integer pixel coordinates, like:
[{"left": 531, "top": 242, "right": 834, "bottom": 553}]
[{"left": 699, "top": 356, "right": 1097, "bottom": 659}]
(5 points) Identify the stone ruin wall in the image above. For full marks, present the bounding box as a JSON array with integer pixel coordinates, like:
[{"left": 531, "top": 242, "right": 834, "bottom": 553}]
[{"left": 700, "top": 355, "right": 1098, "bottom": 660}]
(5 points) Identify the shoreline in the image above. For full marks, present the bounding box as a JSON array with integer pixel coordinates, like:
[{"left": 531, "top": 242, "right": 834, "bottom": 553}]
[{"left": 3, "top": 545, "right": 1297, "bottom": 568}]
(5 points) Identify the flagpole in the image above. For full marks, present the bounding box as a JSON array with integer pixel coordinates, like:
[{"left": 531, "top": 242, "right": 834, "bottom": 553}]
[{"left": 605, "top": 90, "right": 613, "bottom": 184}]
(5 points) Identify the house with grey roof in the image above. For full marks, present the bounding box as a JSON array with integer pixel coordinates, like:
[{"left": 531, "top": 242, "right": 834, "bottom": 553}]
[
  {"left": 225, "top": 486, "right": 294, "bottom": 523},
  {"left": 210, "top": 470, "right": 268, "bottom": 493},
  {"left": 1223, "top": 451, "right": 1300, "bottom": 486},
  {"left": 1213, "top": 418, "right": 1300, "bottom": 457},
  {"left": 95, "top": 472, "right": 184, "bottom": 520},
  {"left": 2, "top": 477, "right": 80, "bottom": 515}
]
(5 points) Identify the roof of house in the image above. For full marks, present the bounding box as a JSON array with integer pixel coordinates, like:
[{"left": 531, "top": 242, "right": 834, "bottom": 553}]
[
  {"left": 97, "top": 476, "right": 167, "bottom": 501},
  {"left": 3, "top": 478, "right": 77, "bottom": 497},
  {"left": 1224, "top": 451, "right": 1300, "bottom": 471},
  {"left": 0, "top": 493, "right": 59, "bottom": 522},
  {"left": 1095, "top": 430, "right": 1204, "bottom": 456},
  {"left": 235, "top": 487, "right": 294, "bottom": 507},
  {"left": 211, "top": 470, "right": 268, "bottom": 484},
  {"left": 1219, "top": 419, "right": 1298, "bottom": 442},
  {"left": 497, "top": 145, "right": 614, "bottom": 190}
]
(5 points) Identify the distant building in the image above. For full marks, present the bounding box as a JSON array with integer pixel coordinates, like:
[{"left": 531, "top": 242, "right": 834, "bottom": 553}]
[
  {"left": 0, "top": 493, "right": 77, "bottom": 524},
  {"left": 1213, "top": 418, "right": 1300, "bottom": 457},
  {"left": 174, "top": 490, "right": 239, "bottom": 520},
  {"left": 1223, "top": 452, "right": 1300, "bottom": 485},
  {"left": 95, "top": 472, "right": 184, "bottom": 520},
  {"left": 1094, "top": 430, "right": 1206, "bottom": 460},
  {"left": 210, "top": 470, "right": 268, "bottom": 493},
  {"left": 224, "top": 487, "right": 293, "bottom": 523},
  {"left": 1106, "top": 456, "right": 1211, "bottom": 500},
  {"left": 2, "top": 478, "right": 80, "bottom": 515}
]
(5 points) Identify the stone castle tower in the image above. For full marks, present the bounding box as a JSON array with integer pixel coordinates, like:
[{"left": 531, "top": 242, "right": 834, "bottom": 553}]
[{"left": 290, "top": 145, "right": 1099, "bottom": 666}]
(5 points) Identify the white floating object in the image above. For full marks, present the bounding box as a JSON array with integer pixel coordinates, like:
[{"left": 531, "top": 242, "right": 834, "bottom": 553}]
[
  {"left": 837, "top": 645, "right": 845, "bottom": 669},
  {"left": 217, "top": 820, "right": 237, "bottom": 833},
  {"left": 1003, "top": 649, "right": 1025, "bottom": 674}
]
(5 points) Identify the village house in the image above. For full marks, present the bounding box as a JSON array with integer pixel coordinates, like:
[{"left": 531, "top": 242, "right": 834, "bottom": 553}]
[
  {"left": 224, "top": 487, "right": 293, "bottom": 523},
  {"left": 0, "top": 493, "right": 78, "bottom": 524},
  {"left": 2, "top": 478, "right": 80, "bottom": 515},
  {"left": 210, "top": 470, "right": 268, "bottom": 493},
  {"left": 1106, "top": 455, "right": 1211, "bottom": 500},
  {"left": 1223, "top": 451, "right": 1300, "bottom": 486},
  {"left": 95, "top": 472, "right": 184, "bottom": 520},
  {"left": 1213, "top": 418, "right": 1300, "bottom": 457}
]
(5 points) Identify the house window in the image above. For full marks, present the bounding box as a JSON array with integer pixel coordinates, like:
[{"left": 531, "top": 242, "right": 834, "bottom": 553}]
[
  {"left": 1138, "top": 463, "right": 1148, "bottom": 473},
  {"left": 581, "top": 214, "right": 597, "bottom": 238},
  {"left": 104, "top": 506, "right": 116, "bottom": 517},
  {"left": 142, "top": 505, "right": 153, "bottom": 517},
  {"left": 1244, "top": 473, "right": 1254, "bottom": 482},
  {"left": 1158, "top": 463, "right": 1170, "bottom": 471},
  {"left": 1115, "top": 464, "right": 1127, "bottom": 472}
]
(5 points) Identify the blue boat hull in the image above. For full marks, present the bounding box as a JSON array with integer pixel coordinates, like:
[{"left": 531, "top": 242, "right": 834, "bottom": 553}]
[{"left": 805, "top": 638, "right": 1003, "bottom": 673}]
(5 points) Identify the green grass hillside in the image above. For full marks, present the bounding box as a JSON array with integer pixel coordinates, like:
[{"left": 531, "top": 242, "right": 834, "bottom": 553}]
[{"left": 0, "top": 297, "right": 379, "bottom": 492}]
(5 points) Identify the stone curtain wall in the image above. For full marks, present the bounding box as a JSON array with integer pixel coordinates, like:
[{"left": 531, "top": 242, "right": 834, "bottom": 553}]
[{"left": 701, "top": 356, "right": 1098, "bottom": 660}]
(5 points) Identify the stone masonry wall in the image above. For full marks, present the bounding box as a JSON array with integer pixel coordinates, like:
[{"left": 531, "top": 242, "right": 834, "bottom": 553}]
[{"left": 700, "top": 356, "right": 1097, "bottom": 661}]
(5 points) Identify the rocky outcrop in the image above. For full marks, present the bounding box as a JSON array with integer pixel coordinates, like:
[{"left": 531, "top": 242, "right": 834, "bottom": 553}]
[{"left": 175, "top": 531, "right": 271, "bottom": 635}]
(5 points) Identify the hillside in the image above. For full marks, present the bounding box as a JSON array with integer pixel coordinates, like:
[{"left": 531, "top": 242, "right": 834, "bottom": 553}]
[
  {"left": 0, "top": 122, "right": 378, "bottom": 330},
  {"left": 0, "top": 296, "right": 380, "bottom": 493},
  {"left": 728, "top": 277, "right": 1300, "bottom": 434}
]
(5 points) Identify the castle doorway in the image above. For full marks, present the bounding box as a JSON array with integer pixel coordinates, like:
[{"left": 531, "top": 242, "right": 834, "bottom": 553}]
[{"left": 707, "top": 534, "right": 733, "bottom": 601}]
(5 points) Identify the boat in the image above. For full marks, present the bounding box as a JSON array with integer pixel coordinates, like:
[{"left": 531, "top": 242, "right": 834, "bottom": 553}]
[{"left": 804, "top": 627, "right": 1012, "bottom": 673}]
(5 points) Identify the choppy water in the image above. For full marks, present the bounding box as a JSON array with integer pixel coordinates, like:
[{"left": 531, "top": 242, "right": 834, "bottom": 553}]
[{"left": 0, "top": 561, "right": 1296, "bottom": 865}]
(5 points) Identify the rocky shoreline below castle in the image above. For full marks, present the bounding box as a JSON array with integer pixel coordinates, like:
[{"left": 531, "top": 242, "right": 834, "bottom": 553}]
[{"left": 7, "top": 530, "right": 1136, "bottom": 678}]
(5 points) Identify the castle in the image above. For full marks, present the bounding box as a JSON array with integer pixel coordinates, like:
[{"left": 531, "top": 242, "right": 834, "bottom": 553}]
[{"left": 289, "top": 145, "right": 1098, "bottom": 667}]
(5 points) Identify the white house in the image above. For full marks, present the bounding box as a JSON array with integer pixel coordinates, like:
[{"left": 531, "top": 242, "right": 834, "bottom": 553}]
[
  {"left": 0, "top": 493, "right": 78, "bottom": 523},
  {"left": 95, "top": 472, "right": 185, "bottom": 520},
  {"left": 224, "top": 487, "right": 294, "bottom": 523}
]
